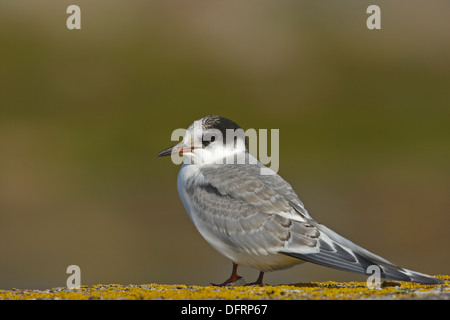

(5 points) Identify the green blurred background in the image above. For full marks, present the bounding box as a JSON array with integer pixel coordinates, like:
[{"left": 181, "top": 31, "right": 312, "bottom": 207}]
[{"left": 0, "top": 1, "right": 449, "bottom": 289}]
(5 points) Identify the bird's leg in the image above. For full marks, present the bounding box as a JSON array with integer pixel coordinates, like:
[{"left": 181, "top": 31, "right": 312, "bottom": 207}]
[
  {"left": 246, "top": 271, "right": 265, "bottom": 286},
  {"left": 211, "top": 263, "right": 243, "bottom": 286}
]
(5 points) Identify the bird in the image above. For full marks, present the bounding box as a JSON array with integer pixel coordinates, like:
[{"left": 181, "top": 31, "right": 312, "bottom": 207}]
[{"left": 157, "top": 115, "right": 443, "bottom": 286}]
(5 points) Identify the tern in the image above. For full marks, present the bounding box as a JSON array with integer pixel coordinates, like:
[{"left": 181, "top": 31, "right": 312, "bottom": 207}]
[{"left": 157, "top": 115, "right": 443, "bottom": 286}]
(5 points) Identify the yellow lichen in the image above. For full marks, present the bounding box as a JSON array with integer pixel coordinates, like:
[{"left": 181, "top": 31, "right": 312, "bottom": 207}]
[{"left": 1, "top": 275, "right": 448, "bottom": 300}]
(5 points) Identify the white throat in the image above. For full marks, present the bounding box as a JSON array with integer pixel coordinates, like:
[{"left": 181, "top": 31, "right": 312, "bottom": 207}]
[{"left": 183, "top": 144, "right": 247, "bottom": 166}]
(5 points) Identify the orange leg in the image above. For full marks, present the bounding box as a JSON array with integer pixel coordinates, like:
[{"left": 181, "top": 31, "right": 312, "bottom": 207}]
[
  {"left": 212, "top": 263, "right": 243, "bottom": 286},
  {"left": 246, "top": 271, "right": 264, "bottom": 286}
]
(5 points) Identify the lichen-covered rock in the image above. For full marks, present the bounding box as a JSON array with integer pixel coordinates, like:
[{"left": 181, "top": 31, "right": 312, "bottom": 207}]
[{"left": 1, "top": 275, "right": 449, "bottom": 300}]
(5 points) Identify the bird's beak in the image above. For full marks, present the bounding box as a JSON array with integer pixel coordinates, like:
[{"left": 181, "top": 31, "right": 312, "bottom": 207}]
[{"left": 157, "top": 142, "right": 194, "bottom": 157}]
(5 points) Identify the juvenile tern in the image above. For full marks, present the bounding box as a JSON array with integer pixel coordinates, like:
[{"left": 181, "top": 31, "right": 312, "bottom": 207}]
[{"left": 157, "top": 115, "right": 443, "bottom": 286}]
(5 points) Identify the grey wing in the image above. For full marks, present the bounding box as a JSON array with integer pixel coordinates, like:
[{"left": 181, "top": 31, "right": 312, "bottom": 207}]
[
  {"left": 186, "top": 163, "right": 319, "bottom": 256},
  {"left": 201, "top": 162, "right": 311, "bottom": 219}
]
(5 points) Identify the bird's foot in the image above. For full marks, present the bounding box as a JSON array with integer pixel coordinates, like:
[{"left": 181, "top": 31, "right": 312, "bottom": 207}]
[
  {"left": 245, "top": 271, "right": 265, "bottom": 286},
  {"left": 211, "top": 275, "right": 245, "bottom": 287},
  {"left": 211, "top": 263, "right": 246, "bottom": 286},
  {"left": 245, "top": 281, "right": 263, "bottom": 287}
]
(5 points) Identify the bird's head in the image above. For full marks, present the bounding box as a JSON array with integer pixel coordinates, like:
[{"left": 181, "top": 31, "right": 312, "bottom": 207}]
[{"left": 157, "top": 115, "right": 248, "bottom": 165}]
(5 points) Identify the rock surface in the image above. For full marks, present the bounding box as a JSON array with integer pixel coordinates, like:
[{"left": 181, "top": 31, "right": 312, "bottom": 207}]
[{"left": 1, "top": 275, "right": 448, "bottom": 300}]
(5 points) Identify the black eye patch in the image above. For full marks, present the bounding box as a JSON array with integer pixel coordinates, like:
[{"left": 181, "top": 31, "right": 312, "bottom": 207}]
[{"left": 202, "top": 135, "right": 216, "bottom": 147}]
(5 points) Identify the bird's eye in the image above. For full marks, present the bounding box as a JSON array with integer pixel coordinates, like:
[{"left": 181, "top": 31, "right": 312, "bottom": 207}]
[{"left": 202, "top": 135, "right": 215, "bottom": 147}]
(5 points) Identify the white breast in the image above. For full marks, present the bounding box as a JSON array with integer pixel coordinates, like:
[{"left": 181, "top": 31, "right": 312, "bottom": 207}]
[{"left": 177, "top": 163, "right": 202, "bottom": 224}]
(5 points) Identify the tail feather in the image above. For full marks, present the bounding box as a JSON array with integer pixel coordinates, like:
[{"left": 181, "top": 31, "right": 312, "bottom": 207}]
[
  {"left": 281, "top": 222, "right": 444, "bottom": 285},
  {"left": 282, "top": 251, "right": 443, "bottom": 284}
]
